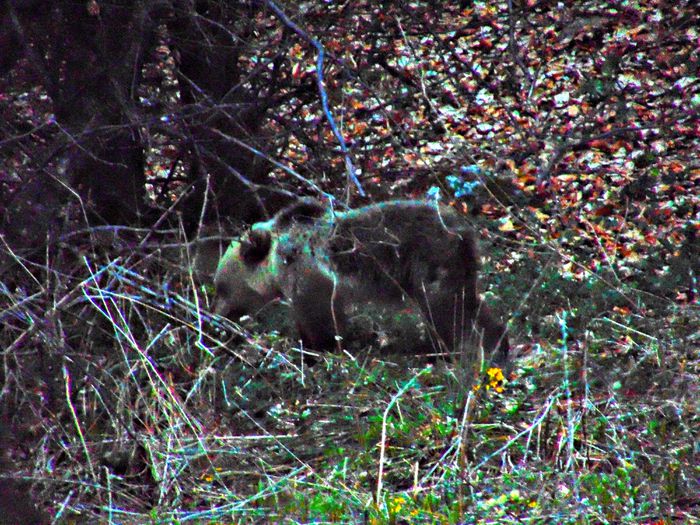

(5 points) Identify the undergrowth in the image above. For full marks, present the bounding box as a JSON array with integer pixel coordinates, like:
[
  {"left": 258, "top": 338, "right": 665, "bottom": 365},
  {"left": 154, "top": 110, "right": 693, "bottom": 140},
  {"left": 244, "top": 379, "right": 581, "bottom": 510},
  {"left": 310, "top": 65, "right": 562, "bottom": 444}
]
[{"left": 0, "top": 225, "right": 697, "bottom": 524}]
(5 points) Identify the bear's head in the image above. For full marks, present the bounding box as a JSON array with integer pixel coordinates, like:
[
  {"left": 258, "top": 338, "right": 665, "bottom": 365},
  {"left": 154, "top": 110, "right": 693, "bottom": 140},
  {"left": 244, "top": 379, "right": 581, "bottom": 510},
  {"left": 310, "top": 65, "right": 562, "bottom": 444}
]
[{"left": 212, "top": 223, "right": 282, "bottom": 319}]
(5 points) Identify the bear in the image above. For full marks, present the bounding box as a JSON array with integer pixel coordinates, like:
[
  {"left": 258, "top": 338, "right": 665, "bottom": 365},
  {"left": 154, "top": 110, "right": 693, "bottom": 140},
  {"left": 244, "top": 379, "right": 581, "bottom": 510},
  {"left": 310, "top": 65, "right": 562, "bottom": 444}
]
[{"left": 212, "top": 198, "right": 509, "bottom": 364}]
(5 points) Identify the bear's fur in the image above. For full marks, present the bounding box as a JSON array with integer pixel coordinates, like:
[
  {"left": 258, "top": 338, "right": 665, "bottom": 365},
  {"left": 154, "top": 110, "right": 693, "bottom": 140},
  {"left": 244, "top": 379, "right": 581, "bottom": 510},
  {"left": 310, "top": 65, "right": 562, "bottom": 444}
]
[{"left": 213, "top": 199, "right": 509, "bottom": 363}]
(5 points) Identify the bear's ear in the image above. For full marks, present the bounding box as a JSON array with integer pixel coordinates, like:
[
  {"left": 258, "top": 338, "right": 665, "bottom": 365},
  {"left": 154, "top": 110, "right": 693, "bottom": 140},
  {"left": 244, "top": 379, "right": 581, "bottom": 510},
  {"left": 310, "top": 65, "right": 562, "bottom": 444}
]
[
  {"left": 240, "top": 229, "right": 272, "bottom": 264},
  {"left": 275, "top": 198, "right": 326, "bottom": 227}
]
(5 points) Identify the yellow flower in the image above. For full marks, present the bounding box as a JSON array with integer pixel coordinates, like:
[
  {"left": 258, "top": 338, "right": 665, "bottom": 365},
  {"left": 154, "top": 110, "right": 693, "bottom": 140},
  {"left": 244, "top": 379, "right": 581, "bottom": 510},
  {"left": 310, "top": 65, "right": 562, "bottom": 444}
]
[
  {"left": 485, "top": 367, "right": 505, "bottom": 391},
  {"left": 487, "top": 367, "right": 505, "bottom": 382},
  {"left": 389, "top": 495, "right": 406, "bottom": 514}
]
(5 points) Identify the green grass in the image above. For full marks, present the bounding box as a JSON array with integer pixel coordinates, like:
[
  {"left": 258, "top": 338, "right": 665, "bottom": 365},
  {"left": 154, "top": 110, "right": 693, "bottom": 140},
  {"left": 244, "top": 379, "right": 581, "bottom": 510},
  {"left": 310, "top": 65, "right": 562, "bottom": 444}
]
[{"left": 0, "top": 229, "right": 697, "bottom": 525}]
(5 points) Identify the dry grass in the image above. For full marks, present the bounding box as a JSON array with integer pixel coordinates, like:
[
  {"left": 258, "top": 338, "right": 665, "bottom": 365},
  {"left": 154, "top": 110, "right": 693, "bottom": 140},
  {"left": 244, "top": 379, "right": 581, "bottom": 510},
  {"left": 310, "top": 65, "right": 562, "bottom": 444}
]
[{"left": 0, "top": 224, "right": 698, "bottom": 524}]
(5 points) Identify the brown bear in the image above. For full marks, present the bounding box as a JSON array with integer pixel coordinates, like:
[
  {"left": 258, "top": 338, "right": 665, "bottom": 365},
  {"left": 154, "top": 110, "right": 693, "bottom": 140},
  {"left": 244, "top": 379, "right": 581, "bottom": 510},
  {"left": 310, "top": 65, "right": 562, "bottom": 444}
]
[{"left": 213, "top": 199, "right": 508, "bottom": 364}]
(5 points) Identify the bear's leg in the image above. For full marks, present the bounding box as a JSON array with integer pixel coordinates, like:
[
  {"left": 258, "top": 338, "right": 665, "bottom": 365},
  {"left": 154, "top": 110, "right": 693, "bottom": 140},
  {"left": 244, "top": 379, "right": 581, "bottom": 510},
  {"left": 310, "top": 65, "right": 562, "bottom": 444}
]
[{"left": 291, "top": 269, "right": 347, "bottom": 350}]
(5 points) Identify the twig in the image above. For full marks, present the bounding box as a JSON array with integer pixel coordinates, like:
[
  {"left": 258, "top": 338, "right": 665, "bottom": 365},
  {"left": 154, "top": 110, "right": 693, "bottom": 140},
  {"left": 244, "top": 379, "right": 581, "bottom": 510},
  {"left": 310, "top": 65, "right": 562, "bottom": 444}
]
[
  {"left": 265, "top": 0, "right": 365, "bottom": 196},
  {"left": 377, "top": 367, "right": 430, "bottom": 504}
]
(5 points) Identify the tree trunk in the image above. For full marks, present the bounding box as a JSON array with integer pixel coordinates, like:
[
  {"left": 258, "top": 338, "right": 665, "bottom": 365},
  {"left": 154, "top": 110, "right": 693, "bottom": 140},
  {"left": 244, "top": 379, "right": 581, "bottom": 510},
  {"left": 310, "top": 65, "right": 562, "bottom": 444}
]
[{"left": 168, "top": 0, "right": 274, "bottom": 228}]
